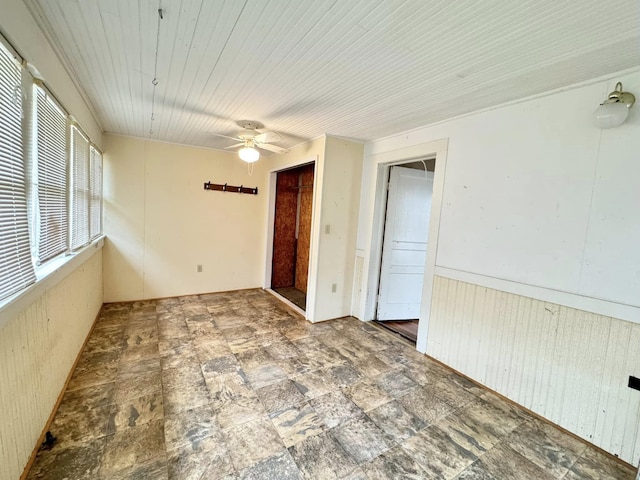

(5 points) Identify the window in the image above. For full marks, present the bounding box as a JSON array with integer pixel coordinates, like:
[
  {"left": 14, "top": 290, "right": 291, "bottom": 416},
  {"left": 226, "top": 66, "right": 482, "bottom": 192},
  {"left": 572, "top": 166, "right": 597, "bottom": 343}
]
[
  {"left": 70, "top": 126, "right": 90, "bottom": 250},
  {"left": 0, "top": 41, "right": 36, "bottom": 301},
  {"left": 34, "top": 85, "right": 68, "bottom": 263},
  {"left": 0, "top": 33, "right": 103, "bottom": 305},
  {"left": 89, "top": 146, "right": 102, "bottom": 240}
]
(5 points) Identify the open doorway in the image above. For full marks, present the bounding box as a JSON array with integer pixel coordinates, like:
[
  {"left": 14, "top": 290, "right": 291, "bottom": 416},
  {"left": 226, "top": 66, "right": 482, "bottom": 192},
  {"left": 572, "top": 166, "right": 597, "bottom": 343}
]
[
  {"left": 270, "top": 163, "right": 315, "bottom": 311},
  {"left": 375, "top": 159, "right": 435, "bottom": 343}
]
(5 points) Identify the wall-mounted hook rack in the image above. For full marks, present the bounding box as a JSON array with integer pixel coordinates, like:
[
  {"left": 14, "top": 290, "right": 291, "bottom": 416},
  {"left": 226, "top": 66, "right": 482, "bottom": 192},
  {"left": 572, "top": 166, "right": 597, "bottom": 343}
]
[{"left": 204, "top": 181, "right": 258, "bottom": 195}]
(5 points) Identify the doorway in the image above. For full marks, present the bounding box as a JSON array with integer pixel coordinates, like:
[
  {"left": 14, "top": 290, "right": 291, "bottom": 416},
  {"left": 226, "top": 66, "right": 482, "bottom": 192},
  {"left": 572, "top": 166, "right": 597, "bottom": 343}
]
[
  {"left": 375, "top": 159, "right": 434, "bottom": 343},
  {"left": 270, "top": 163, "right": 315, "bottom": 311}
]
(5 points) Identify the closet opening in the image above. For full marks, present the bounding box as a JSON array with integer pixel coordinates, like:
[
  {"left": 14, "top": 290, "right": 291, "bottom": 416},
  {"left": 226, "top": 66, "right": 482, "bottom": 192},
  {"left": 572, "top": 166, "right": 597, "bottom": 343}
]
[{"left": 270, "top": 162, "right": 315, "bottom": 312}]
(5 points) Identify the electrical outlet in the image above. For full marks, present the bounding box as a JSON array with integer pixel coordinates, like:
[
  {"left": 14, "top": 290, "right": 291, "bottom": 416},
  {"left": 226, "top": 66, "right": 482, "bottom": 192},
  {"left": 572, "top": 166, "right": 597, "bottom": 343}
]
[
  {"left": 331, "top": 283, "right": 337, "bottom": 293},
  {"left": 325, "top": 224, "right": 331, "bottom": 234},
  {"left": 629, "top": 375, "right": 640, "bottom": 391},
  {"left": 197, "top": 264, "right": 203, "bottom": 273}
]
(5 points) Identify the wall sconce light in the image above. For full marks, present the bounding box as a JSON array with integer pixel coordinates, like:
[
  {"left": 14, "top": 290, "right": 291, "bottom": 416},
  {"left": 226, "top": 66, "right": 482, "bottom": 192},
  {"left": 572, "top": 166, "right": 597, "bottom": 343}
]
[
  {"left": 238, "top": 145, "right": 260, "bottom": 163},
  {"left": 594, "top": 82, "right": 635, "bottom": 128}
]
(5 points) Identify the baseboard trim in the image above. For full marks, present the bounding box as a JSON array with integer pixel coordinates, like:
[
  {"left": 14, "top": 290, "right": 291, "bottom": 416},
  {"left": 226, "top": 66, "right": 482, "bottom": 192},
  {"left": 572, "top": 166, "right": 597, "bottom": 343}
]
[{"left": 20, "top": 307, "right": 103, "bottom": 480}]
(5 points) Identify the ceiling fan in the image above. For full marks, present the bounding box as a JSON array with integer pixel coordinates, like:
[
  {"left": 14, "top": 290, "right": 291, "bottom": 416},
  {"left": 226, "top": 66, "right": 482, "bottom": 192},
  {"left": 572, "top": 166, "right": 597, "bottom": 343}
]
[{"left": 215, "top": 120, "right": 288, "bottom": 163}]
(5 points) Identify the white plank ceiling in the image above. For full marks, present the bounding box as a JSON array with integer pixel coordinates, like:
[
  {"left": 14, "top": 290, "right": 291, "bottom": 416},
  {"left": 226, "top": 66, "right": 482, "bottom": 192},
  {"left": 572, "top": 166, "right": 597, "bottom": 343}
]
[{"left": 24, "top": 0, "right": 640, "bottom": 152}]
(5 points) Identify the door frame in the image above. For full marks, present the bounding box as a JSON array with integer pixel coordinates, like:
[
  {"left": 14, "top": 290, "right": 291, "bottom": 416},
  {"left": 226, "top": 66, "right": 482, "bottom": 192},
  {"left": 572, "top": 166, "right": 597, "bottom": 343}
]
[
  {"left": 264, "top": 156, "right": 319, "bottom": 321},
  {"left": 363, "top": 139, "right": 448, "bottom": 353}
]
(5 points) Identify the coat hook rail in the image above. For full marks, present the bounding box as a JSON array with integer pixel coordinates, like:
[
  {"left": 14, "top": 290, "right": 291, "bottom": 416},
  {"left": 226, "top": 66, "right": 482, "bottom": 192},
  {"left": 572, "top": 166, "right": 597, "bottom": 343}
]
[{"left": 204, "top": 181, "right": 258, "bottom": 195}]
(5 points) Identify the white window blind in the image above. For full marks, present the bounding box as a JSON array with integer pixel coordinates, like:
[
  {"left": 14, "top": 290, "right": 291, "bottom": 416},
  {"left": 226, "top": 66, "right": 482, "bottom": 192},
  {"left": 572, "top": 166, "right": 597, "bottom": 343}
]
[
  {"left": 0, "top": 41, "right": 36, "bottom": 301},
  {"left": 70, "top": 126, "right": 89, "bottom": 250},
  {"left": 35, "top": 86, "right": 67, "bottom": 263},
  {"left": 89, "top": 146, "right": 102, "bottom": 240}
]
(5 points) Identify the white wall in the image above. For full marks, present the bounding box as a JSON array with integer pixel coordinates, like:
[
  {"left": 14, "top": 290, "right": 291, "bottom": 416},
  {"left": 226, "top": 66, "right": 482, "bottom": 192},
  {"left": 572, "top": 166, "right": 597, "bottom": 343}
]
[
  {"left": 0, "top": 250, "right": 103, "bottom": 480},
  {"left": 103, "top": 134, "right": 271, "bottom": 302},
  {"left": 359, "top": 69, "right": 640, "bottom": 323},
  {"left": 356, "top": 69, "right": 640, "bottom": 464}
]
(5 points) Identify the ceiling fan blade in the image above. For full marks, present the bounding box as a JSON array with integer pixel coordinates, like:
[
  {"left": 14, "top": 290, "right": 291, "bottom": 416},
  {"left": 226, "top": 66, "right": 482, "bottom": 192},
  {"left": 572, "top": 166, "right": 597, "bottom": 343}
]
[
  {"left": 224, "top": 143, "right": 245, "bottom": 149},
  {"left": 258, "top": 143, "right": 288, "bottom": 154},
  {"left": 211, "top": 132, "right": 242, "bottom": 142},
  {"left": 254, "top": 131, "right": 282, "bottom": 143}
]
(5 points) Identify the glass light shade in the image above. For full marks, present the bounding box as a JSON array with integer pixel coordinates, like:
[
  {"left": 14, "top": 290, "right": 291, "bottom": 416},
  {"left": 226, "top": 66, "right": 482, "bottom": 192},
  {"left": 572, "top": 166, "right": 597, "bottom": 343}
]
[
  {"left": 238, "top": 146, "right": 259, "bottom": 163},
  {"left": 594, "top": 102, "right": 629, "bottom": 129}
]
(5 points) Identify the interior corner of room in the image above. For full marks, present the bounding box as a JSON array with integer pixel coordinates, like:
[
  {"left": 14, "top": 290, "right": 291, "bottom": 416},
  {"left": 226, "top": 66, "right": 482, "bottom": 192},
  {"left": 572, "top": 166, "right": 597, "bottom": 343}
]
[{"left": 1, "top": 0, "right": 639, "bottom": 478}]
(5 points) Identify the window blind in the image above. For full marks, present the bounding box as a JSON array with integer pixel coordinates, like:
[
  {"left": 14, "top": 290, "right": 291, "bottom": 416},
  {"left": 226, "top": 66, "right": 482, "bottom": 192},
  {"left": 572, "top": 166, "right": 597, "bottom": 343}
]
[
  {"left": 89, "top": 146, "right": 102, "bottom": 240},
  {"left": 0, "top": 42, "right": 36, "bottom": 301},
  {"left": 35, "top": 86, "right": 67, "bottom": 263},
  {"left": 70, "top": 126, "right": 89, "bottom": 250}
]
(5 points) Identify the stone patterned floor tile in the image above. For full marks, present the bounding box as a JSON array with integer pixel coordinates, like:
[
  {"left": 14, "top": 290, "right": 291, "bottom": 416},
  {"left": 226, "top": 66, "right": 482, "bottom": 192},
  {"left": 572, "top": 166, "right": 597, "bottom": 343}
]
[
  {"left": 505, "top": 418, "right": 587, "bottom": 477},
  {"left": 564, "top": 445, "right": 637, "bottom": 480},
  {"left": 309, "top": 390, "right": 362, "bottom": 428},
  {"left": 55, "top": 382, "right": 115, "bottom": 417},
  {"left": 325, "top": 362, "right": 364, "bottom": 388},
  {"left": 215, "top": 394, "right": 266, "bottom": 430},
  {"left": 108, "top": 391, "right": 164, "bottom": 434},
  {"left": 433, "top": 409, "right": 503, "bottom": 458},
  {"left": 362, "top": 445, "right": 430, "bottom": 480},
  {"left": 244, "top": 363, "right": 289, "bottom": 389},
  {"left": 167, "top": 432, "right": 233, "bottom": 480},
  {"left": 269, "top": 402, "right": 326, "bottom": 447},
  {"left": 27, "top": 289, "right": 629, "bottom": 480},
  {"left": 401, "top": 424, "right": 477, "bottom": 479},
  {"left": 366, "top": 399, "right": 426, "bottom": 443},
  {"left": 100, "top": 419, "right": 165, "bottom": 477},
  {"left": 114, "top": 368, "right": 162, "bottom": 403},
  {"left": 106, "top": 457, "right": 169, "bottom": 480},
  {"left": 223, "top": 417, "right": 285, "bottom": 471},
  {"left": 26, "top": 438, "right": 106, "bottom": 480},
  {"left": 288, "top": 431, "right": 359, "bottom": 480},
  {"left": 238, "top": 450, "right": 303, "bottom": 480},
  {"left": 332, "top": 414, "right": 394, "bottom": 465},
  {"left": 349, "top": 354, "right": 394, "bottom": 379},
  {"left": 375, "top": 370, "right": 419, "bottom": 399},
  {"left": 455, "top": 460, "right": 498, "bottom": 480},
  {"left": 256, "top": 379, "right": 307, "bottom": 414},
  {"left": 291, "top": 369, "right": 337, "bottom": 400},
  {"left": 49, "top": 404, "right": 111, "bottom": 450},
  {"left": 163, "top": 404, "right": 217, "bottom": 452},
  {"left": 424, "top": 375, "right": 478, "bottom": 410},
  {"left": 342, "top": 378, "right": 393, "bottom": 412},
  {"left": 398, "top": 386, "right": 453, "bottom": 426},
  {"left": 473, "top": 441, "right": 556, "bottom": 480}
]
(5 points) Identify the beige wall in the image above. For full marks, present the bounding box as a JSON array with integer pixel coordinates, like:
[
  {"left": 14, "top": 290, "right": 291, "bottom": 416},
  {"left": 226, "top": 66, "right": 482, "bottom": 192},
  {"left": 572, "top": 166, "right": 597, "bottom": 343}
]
[
  {"left": 0, "top": 250, "right": 103, "bottom": 480},
  {"left": 103, "top": 135, "right": 272, "bottom": 302},
  {"left": 314, "top": 136, "right": 363, "bottom": 321}
]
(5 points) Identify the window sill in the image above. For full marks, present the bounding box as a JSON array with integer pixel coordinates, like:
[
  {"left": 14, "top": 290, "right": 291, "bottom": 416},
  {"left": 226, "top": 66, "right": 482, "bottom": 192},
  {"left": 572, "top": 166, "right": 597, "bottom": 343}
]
[{"left": 0, "top": 236, "right": 105, "bottom": 326}]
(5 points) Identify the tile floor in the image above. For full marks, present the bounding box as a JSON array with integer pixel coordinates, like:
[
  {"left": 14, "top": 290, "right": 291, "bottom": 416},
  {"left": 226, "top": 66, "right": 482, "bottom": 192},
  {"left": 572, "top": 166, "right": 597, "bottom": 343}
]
[{"left": 27, "top": 289, "right": 636, "bottom": 479}]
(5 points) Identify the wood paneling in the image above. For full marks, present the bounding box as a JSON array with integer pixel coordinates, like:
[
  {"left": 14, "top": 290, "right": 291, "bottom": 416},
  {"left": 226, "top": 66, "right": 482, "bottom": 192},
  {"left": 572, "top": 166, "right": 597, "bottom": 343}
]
[
  {"left": 271, "top": 169, "right": 298, "bottom": 288},
  {"left": 428, "top": 275, "right": 640, "bottom": 465},
  {"left": 25, "top": 0, "right": 640, "bottom": 151},
  {"left": 0, "top": 251, "right": 103, "bottom": 480},
  {"left": 295, "top": 164, "right": 314, "bottom": 293}
]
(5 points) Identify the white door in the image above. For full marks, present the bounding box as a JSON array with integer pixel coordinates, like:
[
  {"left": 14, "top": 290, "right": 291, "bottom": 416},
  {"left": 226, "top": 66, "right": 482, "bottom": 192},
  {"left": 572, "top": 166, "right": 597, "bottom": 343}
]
[{"left": 377, "top": 166, "right": 433, "bottom": 320}]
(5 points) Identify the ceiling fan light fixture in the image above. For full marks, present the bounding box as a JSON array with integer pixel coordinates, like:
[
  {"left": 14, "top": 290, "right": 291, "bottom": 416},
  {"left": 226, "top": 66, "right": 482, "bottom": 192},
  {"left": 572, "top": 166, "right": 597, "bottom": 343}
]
[{"left": 238, "top": 146, "right": 260, "bottom": 163}]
